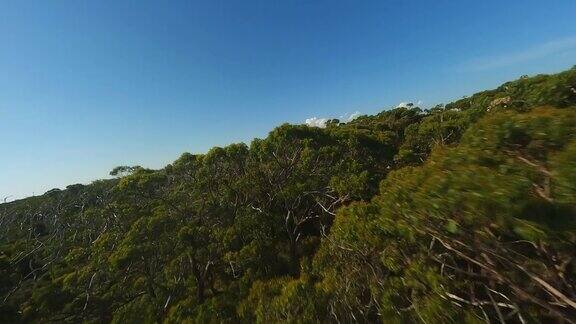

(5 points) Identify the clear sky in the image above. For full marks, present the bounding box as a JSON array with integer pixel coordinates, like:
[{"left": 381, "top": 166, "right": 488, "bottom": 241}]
[{"left": 1, "top": 0, "right": 575, "bottom": 200}]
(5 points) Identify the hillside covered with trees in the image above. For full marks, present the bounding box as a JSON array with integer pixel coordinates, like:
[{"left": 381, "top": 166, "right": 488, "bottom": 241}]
[{"left": 1, "top": 66, "right": 576, "bottom": 323}]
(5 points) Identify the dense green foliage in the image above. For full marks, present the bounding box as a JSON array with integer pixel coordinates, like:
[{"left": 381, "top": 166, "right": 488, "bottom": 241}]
[{"left": 1, "top": 66, "right": 576, "bottom": 323}]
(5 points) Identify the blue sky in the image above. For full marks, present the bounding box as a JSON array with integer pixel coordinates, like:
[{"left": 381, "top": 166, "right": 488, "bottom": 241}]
[{"left": 1, "top": 0, "right": 575, "bottom": 200}]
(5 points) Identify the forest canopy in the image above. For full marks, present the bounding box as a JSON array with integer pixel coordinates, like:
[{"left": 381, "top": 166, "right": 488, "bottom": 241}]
[{"left": 1, "top": 66, "right": 576, "bottom": 323}]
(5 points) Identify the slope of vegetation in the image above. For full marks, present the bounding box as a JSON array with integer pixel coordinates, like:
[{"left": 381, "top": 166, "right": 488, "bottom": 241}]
[{"left": 1, "top": 66, "right": 576, "bottom": 323}]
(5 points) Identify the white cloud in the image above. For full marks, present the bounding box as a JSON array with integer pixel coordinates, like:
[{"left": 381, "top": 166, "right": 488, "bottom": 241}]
[
  {"left": 305, "top": 117, "right": 329, "bottom": 128},
  {"left": 396, "top": 102, "right": 412, "bottom": 108},
  {"left": 347, "top": 111, "right": 361, "bottom": 121},
  {"left": 396, "top": 100, "right": 422, "bottom": 108},
  {"left": 305, "top": 111, "right": 362, "bottom": 128},
  {"left": 339, "top": 110, "right": 362, "bottom": 122},
  {"left": 459, "top": 36, "right": 576, "bottom": 72}
]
